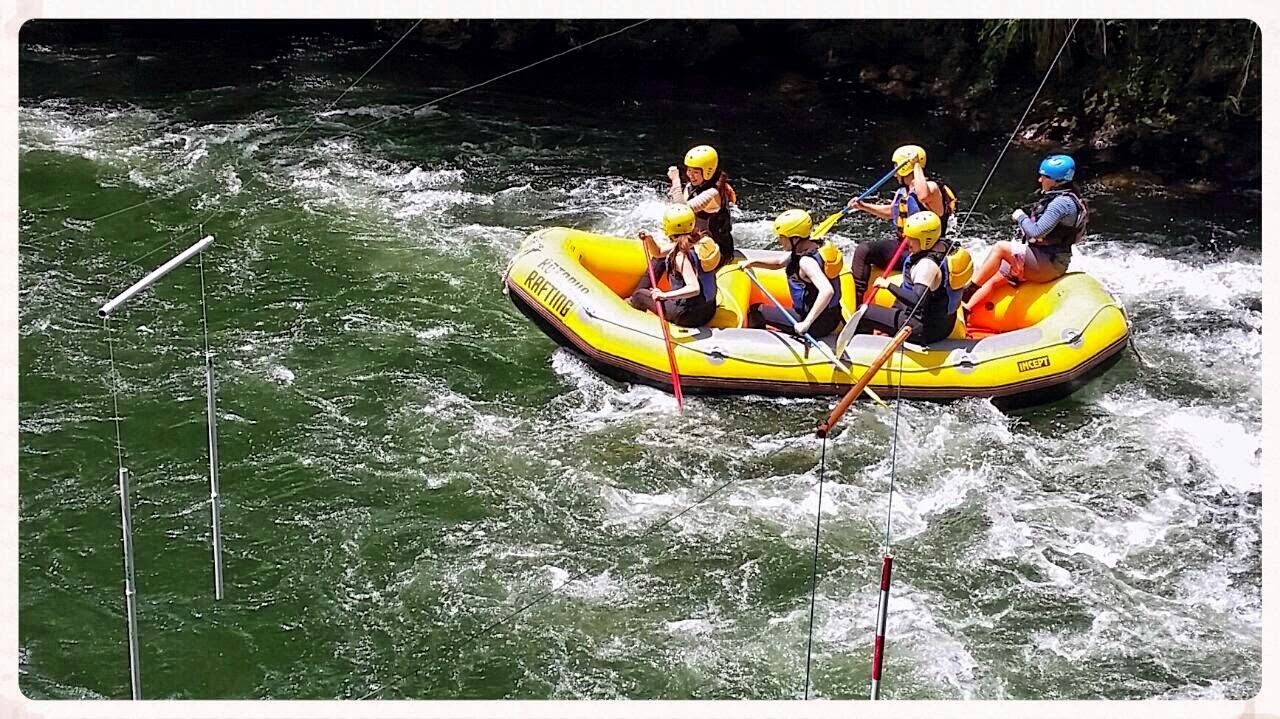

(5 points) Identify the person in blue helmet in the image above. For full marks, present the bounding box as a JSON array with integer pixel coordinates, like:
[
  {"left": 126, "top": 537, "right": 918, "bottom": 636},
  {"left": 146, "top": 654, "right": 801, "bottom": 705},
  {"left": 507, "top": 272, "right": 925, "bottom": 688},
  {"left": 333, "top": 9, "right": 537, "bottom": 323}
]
[{"left": 963, "top": 154, "right": 1088, "bottom": 313}]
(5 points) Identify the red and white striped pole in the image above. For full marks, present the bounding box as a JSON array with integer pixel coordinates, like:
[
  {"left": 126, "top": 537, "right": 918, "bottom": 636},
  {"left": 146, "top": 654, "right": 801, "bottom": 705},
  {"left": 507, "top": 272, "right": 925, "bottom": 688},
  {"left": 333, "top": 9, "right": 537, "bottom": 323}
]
[{"left": 869, "top": 553, "right": 893, "bottom": 700}]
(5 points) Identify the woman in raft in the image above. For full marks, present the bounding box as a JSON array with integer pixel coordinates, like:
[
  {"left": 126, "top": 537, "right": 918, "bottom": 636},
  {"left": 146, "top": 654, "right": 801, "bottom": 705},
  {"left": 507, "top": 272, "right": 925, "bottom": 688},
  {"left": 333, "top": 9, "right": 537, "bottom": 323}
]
[
  {"left": 627, "top": 204, "right": 720, "bottom": 328},
  {"left": 667, "top": 144, "right": 737, "bottom": 267},
  {"left": 963, "top": 153, "right": 1087, "bottom": 312},
  {"left": 741, "top": 209, "right": 844, "bottom": 338},
  {"left": 854, "top": 209, "right": 966, "bottom": 345}
]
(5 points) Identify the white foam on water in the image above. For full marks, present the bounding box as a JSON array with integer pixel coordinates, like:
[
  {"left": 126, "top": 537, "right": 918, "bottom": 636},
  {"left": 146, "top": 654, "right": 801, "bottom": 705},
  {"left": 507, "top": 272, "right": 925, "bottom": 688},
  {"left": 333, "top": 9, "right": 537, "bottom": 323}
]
[
  {"left": 817, "top": 583, "right": 983, "bottom": 698},
  {"left": 597, "top": 485, "right": 682, "bottom": 531},
  {"left": 415, "top": 326, "right": 452, "bottom": 343},
  {"left": 317, "top": 104, "right": 414, "bottom": 120},
  {"left": 20, "top": 99, "right": 278, "bottom": 201},
  {"left": 663, "top": 618, "right": 716, "bottom": 637},
  {"left": 267, "top": 365, "right": 296, "bottom": 385},
  {"left": 1096, "top": 390, "right": 1261, "bottom": 493},
  {"left": 721, "top": 474, "right": 869, "bottom": 532},
  {"left": 414, "top": 388, "right": 473, "bottom": 422},
  {"left": 539, "top": 565, "right": 625, "bottom": 603},
  {"left": 1074, "top": 242, "right": 1260, "bottom": 312},
  {"left": 282, "top": 141, "right": 487, "bottom": 233},
  {"left": 570, "top": 181, "right": 671, "bottom": 238},
  {"left": 549, "top": 349, "right": 680, "bottom": 426}
]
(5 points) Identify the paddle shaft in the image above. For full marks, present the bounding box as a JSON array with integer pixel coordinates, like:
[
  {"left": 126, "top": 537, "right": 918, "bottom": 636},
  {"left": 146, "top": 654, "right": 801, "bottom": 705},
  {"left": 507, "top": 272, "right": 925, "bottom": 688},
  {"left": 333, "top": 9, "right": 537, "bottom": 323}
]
[
  {"left": 863, "top": 236, "right": 910, "bottom": 306},
  {"left": 743, "top": 268, "right": 888, "bottom": 408},
  {"left": 642, "top": 241, "right": 684, "bottom": 411},
  {"left": 816, "top": 324, "right": 912, "bottom": 437},
  {"left": 742, "top": 269, "right": 851, "bottom": 375},
  {"left": 812, "top": 159, "right": 911, "bottom": 239}
]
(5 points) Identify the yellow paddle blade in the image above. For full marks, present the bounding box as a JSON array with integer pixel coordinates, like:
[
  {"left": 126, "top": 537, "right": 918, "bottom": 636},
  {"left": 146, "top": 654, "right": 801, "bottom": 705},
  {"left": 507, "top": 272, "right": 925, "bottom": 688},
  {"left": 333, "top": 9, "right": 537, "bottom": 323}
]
[
  {"left": 810, "top": 210, "right": 846, "bottom": 239},
  {"left": 863, "top": 385, "right": 889, "bottom": 409}
]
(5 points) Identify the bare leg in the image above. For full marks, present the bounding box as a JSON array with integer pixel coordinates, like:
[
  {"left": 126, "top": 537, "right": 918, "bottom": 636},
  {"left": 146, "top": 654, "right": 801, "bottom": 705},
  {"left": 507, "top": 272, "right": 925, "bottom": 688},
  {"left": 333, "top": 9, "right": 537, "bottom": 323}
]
[{"left": 971, "top": 241, "right": 1016, "bottom": 287}]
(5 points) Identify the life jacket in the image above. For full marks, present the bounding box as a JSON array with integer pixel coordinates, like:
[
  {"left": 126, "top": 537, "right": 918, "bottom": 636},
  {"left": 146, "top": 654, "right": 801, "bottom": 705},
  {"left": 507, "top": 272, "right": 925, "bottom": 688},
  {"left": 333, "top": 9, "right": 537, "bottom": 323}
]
[
  {"left": 787, "top": 246, "right": 842, "bottom": 318},
  {"left": 1029, "top": 187, "right": 1087, "bottom": 251},
  {"left": 891, "top": 176, "right": 958, "bottom": 238},
  {"left": 665, "top": 246, "right": 717, "bottom": 305},
  {"left": 901, "top": 248, "right": 958, "bottom": 318},
  {"left": 686, "top": 170, "right": 734, "bottom": 246}
]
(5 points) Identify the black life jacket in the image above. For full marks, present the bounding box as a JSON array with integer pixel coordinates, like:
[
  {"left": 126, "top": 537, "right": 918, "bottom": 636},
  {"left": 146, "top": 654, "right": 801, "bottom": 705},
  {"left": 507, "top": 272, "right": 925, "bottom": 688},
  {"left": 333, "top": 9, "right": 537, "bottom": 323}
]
[
  {"left": 890, "top": 176, "right": 958, "bottom": 238},
  {"left": 664, "top": 247, "right": 717, "bottom": 305},
  {"left": 786, "top": 246, "right": 842, "bottom": 318},
  {"left": 686, "top": 170, "right": 733, "bottom": 246},
  {"left": 900, "top": 248, "right": 956, "bottom": 321},
  {"left": 1029, "top": 187, "right": 1088, "bottom": 250}
]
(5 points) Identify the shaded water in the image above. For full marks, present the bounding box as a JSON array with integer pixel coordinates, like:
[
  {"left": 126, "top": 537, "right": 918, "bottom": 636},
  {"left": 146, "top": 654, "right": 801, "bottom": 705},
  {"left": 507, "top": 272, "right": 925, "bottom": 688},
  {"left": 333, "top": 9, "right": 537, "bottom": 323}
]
[{"left": 18, "top": 27, "right": 1261, "bottom": 700}]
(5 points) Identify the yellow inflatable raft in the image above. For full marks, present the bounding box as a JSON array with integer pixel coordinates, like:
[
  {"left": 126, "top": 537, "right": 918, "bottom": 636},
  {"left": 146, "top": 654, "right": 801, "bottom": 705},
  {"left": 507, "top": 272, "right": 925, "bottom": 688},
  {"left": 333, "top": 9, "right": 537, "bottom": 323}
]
[{"left": 504, "top": 227, "right": 1130, "bottom": 408}]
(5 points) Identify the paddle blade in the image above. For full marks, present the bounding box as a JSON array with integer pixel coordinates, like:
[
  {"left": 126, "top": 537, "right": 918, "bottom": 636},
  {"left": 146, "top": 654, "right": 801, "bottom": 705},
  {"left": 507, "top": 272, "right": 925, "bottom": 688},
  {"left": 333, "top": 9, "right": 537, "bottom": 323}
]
[
  {"left": 811, "top": 210, "right": 846, "bottom": 239},
  {"left": 863, "top": 385, "right": 889, "bottom": 409},
  {"left": 835, "top": 305, "right": 869, "bottom": 359}
]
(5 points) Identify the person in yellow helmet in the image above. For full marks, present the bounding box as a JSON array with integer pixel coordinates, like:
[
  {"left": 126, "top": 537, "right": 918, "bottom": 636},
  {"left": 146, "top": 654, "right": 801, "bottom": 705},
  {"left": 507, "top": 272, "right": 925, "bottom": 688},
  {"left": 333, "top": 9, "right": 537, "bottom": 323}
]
[
  {"left": 740, "top": 209, "right": 844, "bottom": 338},
  {"left": 853, "top": 210, "right": 962, "bottom": 344},
  {"left": 843, "top": 145, "right": 958, "bottom": 306},
  {"left": 667, "top": 144, "right": 738, "bottom": 267},
  {"left": 627, "top": 204, "right": 719, "bottom": 327}
]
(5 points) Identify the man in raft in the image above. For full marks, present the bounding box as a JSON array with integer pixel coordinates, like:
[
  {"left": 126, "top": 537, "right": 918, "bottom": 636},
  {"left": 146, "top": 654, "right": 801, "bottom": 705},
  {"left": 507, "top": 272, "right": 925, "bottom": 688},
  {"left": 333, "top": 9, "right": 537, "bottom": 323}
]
[
  {"left": 668, "top": 144, "right": 737, "bottom": 267},
  {"left": 627, "top": 204, "right": 720, "bottom": 328},
  {"left": 843, "top": 144, "right": 958, "bottom": 305},
  {"left": 741, "top": 209, "right": 845, "bottom": 338},
  {"left": 853, "top": 210, "right": 963, "bottom": 345},
  {"left": 963, "top": 153, "right": 1087, "bottom": 313}
]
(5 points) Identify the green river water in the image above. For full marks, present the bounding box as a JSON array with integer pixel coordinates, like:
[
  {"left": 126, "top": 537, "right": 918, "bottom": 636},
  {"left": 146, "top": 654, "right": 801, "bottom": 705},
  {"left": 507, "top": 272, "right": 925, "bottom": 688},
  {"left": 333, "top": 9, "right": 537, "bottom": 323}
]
[{"left": 18, "top": 25, "right": 1262, "bottom": 700}]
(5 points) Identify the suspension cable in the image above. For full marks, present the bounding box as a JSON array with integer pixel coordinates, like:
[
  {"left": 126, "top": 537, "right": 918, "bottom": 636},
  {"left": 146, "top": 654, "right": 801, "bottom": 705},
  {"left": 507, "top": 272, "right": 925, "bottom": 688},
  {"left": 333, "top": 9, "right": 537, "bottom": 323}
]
[
  {"left": 801, "top": 434, "right": 828, "bottom": 699},
  {"left": 955, "top": 19, "right": 1082, "bottom": 236},
  {"left": 334, "top": 20, "right": 651, "bottom": 142},
  {"left": 282, "top": 19, "right": 425, "bottom": 147}
]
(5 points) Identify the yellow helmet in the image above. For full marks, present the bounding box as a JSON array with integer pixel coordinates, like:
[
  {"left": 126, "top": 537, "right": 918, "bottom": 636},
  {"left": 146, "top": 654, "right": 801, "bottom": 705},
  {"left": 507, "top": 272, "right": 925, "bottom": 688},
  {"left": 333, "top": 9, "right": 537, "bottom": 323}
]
[
  {"left": 662, "top": 204, "right": 696, "bottom": 237},
  {"left": 902, "top": 210, "right": 942, "bottom": 250},
  {"left": 684, "top": 145, "right": 719, "bottom": 179},
  {"left": 892, "top": 144, "right": 927, "bottom": 176},
  {"left": 772, "top": 209, "right": 813, "bottom": 239}
]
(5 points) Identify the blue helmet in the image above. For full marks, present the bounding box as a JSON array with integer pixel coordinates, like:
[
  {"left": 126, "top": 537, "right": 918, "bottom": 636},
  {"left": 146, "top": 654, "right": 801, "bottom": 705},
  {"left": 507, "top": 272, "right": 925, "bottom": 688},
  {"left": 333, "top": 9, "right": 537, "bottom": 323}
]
[{"left": 1038, "top": 154, "right": 1076, "bottom": 182}]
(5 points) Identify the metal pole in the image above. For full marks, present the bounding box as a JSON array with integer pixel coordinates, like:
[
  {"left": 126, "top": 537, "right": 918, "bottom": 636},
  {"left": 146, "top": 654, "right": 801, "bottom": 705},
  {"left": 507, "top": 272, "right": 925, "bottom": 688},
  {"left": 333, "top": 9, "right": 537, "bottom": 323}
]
[
  {"left": 98, "top": 235, "right": 215, "bottom": 317},
  {"left": 205, "top": 353, "right": 224, "bottom": 600},
  {"left": 117, "top": 467, "right": 142, "bottom": 699},
  {"left": 869, "top": 553, "right": 893, "bottom": 700}
]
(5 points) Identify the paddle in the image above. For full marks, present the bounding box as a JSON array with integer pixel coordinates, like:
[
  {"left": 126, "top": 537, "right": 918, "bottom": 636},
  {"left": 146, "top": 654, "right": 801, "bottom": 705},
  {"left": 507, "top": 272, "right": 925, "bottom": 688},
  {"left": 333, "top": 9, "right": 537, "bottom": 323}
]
[
  {"left": 816, "top": 324, "right": 913, "bottom": 438},
  {"left": 834, "top": 303, "right": 869, "bottom": 359},
  {"left": 742, "top": 268, "right": 888, "bottom": 409},
  {"left": 811, "top": 159, "right": 911, "bottom": 240},
  {"left": 640, "top": 236, "right": 684, "bottom": 412}
]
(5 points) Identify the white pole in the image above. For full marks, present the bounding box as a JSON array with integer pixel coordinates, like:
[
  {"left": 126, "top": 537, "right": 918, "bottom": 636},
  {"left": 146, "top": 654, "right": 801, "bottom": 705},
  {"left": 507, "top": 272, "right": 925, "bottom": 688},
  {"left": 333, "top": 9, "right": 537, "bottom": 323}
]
[
  {"left": 118, "top": 467, "right": 142, "bottom": 699},
  {"left": 204, "top": 354, "right": 224, "bottom": 599},
  {"left": 98, "top": 235, "right": 214, "bottom": 317}
]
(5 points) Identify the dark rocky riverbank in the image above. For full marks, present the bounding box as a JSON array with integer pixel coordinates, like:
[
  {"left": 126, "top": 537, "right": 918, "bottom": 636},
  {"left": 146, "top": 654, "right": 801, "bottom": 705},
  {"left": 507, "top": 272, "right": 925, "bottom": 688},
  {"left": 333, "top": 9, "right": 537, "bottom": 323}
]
[
  {"left": 383, "top": 19, "right": 1263, "bottom": 193},
  {"left": 22, "top": 19, "right": 1262, "bottom": 193}
]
